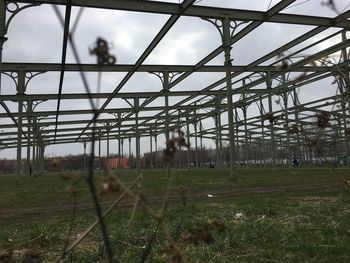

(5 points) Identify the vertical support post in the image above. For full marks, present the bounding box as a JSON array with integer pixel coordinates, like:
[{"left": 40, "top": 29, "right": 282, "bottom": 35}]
[
  {"left": 117, "top": 113, "right": 121, "bottom": 172},
  {"left": 334, "top": 126, "right": 338, "bottom": 165},
  {"left": 16, "top": 71, "right": 25, "bottom": 184},
  {"left": 154, "top": 133, "right": 158, "bottom": 169},
  {"left": 341, "top": 31, "right": 350, "bottom": 166},
  {"left": 121, "top": 138, "right": 124, "bottom": 162},
  {"left": 26, "top": 100, "right": 32, "bottom": 176},
  {"left": 234, "top": 108, "right": 240, "bottom": 164},
  {"left": 199, "top": 121, "right": 203, "bottom": 168},
  {"left": 266, "top": 72, "right": 276, "bottom": 170},
  {"left": 164, "top": 72, "right": 170, "bottom": 143},
  {"left": 178, "top": 110, "right": 182, "bottom": 169},
  {"left": 36, "top": 143, "right": 39, "bottom": 174},
  {"left": 215, "top": 115, "right": 220, "bottom": 167},
  {"left": 186, "top": 111, "right": 191, "bottom": 169},
  {"left": 242, "top": 96, "right": 248, "bottom": 166},
  {"left": 293, "top": 89, "right": 301, "bottom": 163},
  {"left": 40, "top": 144, "right": 45, "bottom": 174},
  {"left": 0, "top": 0, "right": 7, "bottom": 94},
  {"left": 163, "top": 72, "right": 171, "bottom": 175},
  {"left": 338, "top": 120, "right": 344, "bottom": 165},
  {"left": 222, "top": 18, "right": 237, "bottom": 179},
  {"left": 128, "top": 137, "right": 132, "bottom": 170},
  {"left": 32, "top": 117, "right": 36, "bottom": 176},
  {"left": 37, "top": 143, "right": 40, "bottom": 174},
  {"left": 215, "top": 96, "right": 222, "bottom": 167},
  {"left": 260, "top": 96, "right": 266, "bottom": 166},
  {"left": 194, "top": 120, "right": 198, "bottom": 168},
  {"left": 83, "top": 141, "right": 86, "bottom": 171},
  {"left": 282, "top": 74, "right": 291, "bottom": 167},
  {"left": 98, "top": 130, "right": 101, "bottom": 170},
  {"left": 106, "top": 122, "right": 110, "bottom": 170},
  {"left": 150, "top": 125, "right": 153, "bottom": 169},
  {"left": 134, "top": 97, "right": 140, "bottom": 175}
]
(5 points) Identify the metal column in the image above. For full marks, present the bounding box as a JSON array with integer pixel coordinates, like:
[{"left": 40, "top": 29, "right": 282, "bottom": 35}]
[
  {"left": 194, "top": 121, "right": 198, "bottom": 168},
  {"left": 83, "top": 140, "right": 86, "bottom": 171},
  {"left": 266, "top": 72, "right": 276, "bottom": 169},
  {"left": 16, "top": 71, "right": 25, "bottom": 184},
  {"left": 128, "top": 137, "right": 132, "bottom": 170},
  {"left": 222, "top": 18, "right": 237, "bottom": 179},
  {"left": 282, "top": 74, "right": 291, "bottom": 167},
  {"left": 98, "top": 129, "right": 101, "bottom": 170},
  {"left": 0, "top": 0, "right": 7, "bottom": 94},
  {"left": 106, "top": 122, "right": 110, "bottom": 169},
  {"left": 186, "top": 111, "right": 191, "bottom": 169},
  {"left": 134, "top": 97, "right": 140, "bottom": 175},
  {"left": 150, "top": 125, "right": 153, "bottom": 169},
  {"left": 26, "top": 100, "right": 32, "bottom": 176}
]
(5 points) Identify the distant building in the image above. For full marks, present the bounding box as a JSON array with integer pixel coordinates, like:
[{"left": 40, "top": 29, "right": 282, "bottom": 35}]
[{"left": 106, "top": 157, "right": 129, "bottom": 169}]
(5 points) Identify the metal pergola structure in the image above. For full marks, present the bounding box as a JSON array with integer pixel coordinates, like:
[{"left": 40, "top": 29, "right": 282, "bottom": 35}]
[{"left": 0, "top": 0, "right": 349, "bottom": 183}]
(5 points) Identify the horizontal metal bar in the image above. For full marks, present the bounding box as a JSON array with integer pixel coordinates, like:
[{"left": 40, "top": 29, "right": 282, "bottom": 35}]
[
  {"left": 19, "top": 0, "right": 350, "bottom": 28},
  {"left": 0, "top": 90, "right": 229, "bottom": 101},
  {"left": 2, "top": 63, "right": 344, "bottom": 73}
]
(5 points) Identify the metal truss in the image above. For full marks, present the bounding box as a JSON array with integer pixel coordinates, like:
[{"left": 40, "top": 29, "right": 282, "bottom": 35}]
[{"left": 0, "top": 0, "right": 349, "bottom": 182}]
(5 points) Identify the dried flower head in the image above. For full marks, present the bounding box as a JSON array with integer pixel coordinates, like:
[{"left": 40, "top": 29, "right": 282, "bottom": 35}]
[
  {"left": 262, "top": 112, "right": 278, "bottom": 124},
  {"left": 276, "top": 60, "right": 289, "bottom": 71},
  {"left": 48, "top": 158, "right": 63, "bottom": 172},
  {"left": 344, "top": 180, "right": 350, "bottom": 187},
  {"left": 99, "top": 174, "right": 121, "bottom": 196},
  {"left": 316, "top": 112, "right": 330, "bottom": 128},
  {"left": 178, "top": 220, "right": 225, "bottom": 245},
  {"left": 21, "top": 249, "right": 42, "bottom": 263},
  {"left": 288, "top": 124, "right": 299, "bottom": 134},
  {"left": 59, "top": 173, "right": 82, "bottom": 194},
  {"left": 0, "top": 249, "right": 13, "bottom": 263},
  {"left": 321, "top": 0, "right": 338, "bottom": 14},
  {"left": 345, "top": 128, "right": 350, "bottom": 137},
  {"left": 161, "top": 219, "right": 224, "bottom": 262},
  {"left": 160, "top": 240, "right": 184, "bottom": 263},
  {"left": 89, "top": 37, "right": 116, "bottom": 65},
  {"left": 163, "top": 129, "right": 190, "bottom": 161},
  {"left": 178, "top": 186, "right": 186, "bottom": 207}
]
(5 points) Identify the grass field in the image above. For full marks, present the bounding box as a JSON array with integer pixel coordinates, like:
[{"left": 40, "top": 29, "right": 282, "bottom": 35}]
[{"left": 0, "top": 167, "right": 350, "bottom": 262}]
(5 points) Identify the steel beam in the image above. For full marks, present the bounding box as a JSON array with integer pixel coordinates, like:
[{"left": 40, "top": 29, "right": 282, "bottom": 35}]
[{"left": 18, "top": 0, "right": 350, "bottom": 28}]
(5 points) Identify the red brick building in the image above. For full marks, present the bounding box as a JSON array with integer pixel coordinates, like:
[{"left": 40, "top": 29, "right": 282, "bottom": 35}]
[{"left": 107, "top": 157, "right": 129, "bottom": 169}]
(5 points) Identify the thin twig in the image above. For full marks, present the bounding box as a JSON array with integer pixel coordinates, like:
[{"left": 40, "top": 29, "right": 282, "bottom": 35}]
[
  {"left": 52, "top": 5, "right": 114, "bottom": 261},
  {"left": 61, "top": 192, "right": 77, "bottom": 255},
  {"left": 140, "top": 203, "right": 168, "bottom": 263},
  {"left": 55, "top": 176, "right": 141, "bottom": 263},
  {"left": 129, "top": 194, "right": 139, "bottom": 224},
  {"left": 140, "top": 166, "right": 174, "bottom": 262},
  {"left": 87, "top": 123, "right": 114, "bottom": 262}
]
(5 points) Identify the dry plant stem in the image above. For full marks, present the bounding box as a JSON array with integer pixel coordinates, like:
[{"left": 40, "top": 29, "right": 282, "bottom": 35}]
[
  {"left": 113, "top": 175, "right": 159, "bottom": 219},
  {"left": 52, "top": 6, "right": 98, "bottom": 112},
  {"left": 55, "top": 176, "right": 141, "bottom": 263},
  {"left": 140, "top": 168, "right": 174, "bottom": 262},
  {"left": 61, "top": 192, "right": 77, "bottom": 255},
  {"left": 52, "top": 5, "right": 116, "bottom": 262},
  {"left": 129, "top": 194, "right": 139, "bottom": 224},
  {"left": 310, "top": 131, "right": 349, "bottom": 186},
  {"left": 140, "top": 203, "right": 168, "bottom": 263},
  {"left": 87, "top": 124, "right": 114, "bottom": 263},
  {"left": 300, "top": 121, "right": 348, "bottom": 187}
]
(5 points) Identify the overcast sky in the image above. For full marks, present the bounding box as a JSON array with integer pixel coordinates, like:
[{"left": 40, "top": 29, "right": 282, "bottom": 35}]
[{"left": 0, "top": 0, "right": 349, "bottom": 159}]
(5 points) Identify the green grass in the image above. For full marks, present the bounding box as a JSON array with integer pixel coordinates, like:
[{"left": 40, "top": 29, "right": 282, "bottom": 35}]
[
  {"left": 1, "top": 167, "right": 350, "bottom": 262},
  {"left": 0, "top": 167, "right": 349, "bottom": 209},
  {"left": 1, "top": 191, "right": 350, "bottom": 262}
]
